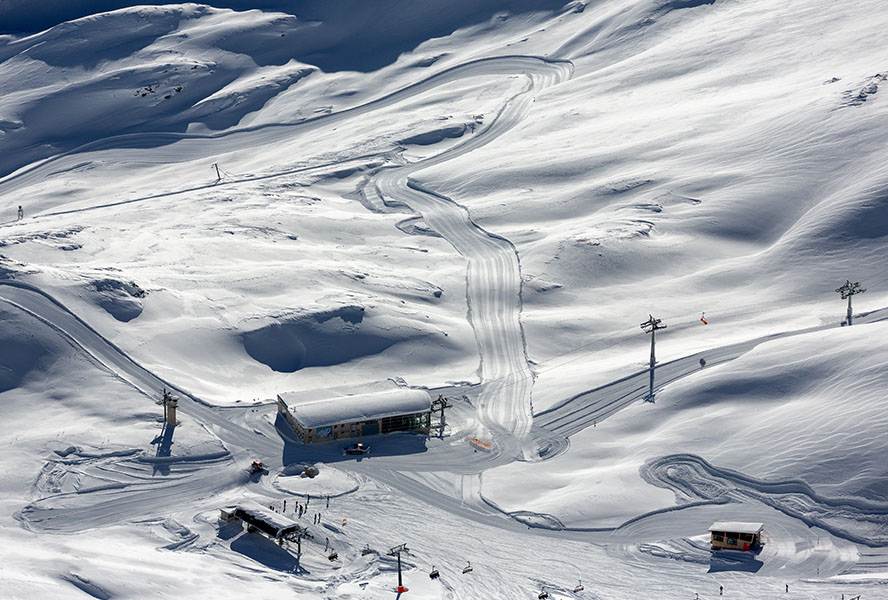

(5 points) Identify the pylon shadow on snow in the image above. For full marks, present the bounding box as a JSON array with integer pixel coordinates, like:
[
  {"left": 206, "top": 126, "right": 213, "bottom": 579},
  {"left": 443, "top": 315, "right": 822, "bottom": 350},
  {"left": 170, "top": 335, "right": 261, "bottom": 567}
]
[{"left": 149, "top": 422, "right": 176, "bottom": 475}]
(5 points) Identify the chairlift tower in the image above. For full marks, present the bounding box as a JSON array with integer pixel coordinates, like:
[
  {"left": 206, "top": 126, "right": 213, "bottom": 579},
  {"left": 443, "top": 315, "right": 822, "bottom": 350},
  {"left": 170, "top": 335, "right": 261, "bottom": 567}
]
[
  {"left": 283, "top": 525, "right": 312, "bottom": 557},
  {"left": 835, "top": 280, "right": 865, "bottom": 325},
  {"left": 431, "top": 395, "right": 452, "bottom": 436},
  {"left": 161, "top": 388, "right": 178, "bottom": 425},
  {"left": 640, "top": 314, "right": 667, "bottom": 401},
  {"left": 387, "top": 543, "right": 409, "bottom": 594}
]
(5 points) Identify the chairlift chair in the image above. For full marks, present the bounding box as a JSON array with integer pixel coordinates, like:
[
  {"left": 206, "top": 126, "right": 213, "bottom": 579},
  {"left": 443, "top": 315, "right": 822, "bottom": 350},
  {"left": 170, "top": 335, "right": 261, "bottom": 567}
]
[
  {"left": 573, "top": 580, "right": 585, "bottom": 593},
  {"left": 461, "top": 561, "right": 473, "bottom": 574},
  {"left": 429, "top": 565, "right": 440, "bottom": 580}
]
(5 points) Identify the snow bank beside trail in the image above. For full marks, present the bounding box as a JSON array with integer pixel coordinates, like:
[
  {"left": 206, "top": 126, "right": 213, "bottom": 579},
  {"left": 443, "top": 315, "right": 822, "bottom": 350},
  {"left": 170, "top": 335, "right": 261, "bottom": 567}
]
[{"left": 484, "top": 322, "right": 888, "bottom": 530}]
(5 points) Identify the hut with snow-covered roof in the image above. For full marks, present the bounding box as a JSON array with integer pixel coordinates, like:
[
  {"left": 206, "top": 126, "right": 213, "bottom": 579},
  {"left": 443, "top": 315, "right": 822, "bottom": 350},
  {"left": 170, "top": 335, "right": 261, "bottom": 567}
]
[
  {"left": 220, "top": 503, "right": 308, "bottom": 542},
  {"left": 277, "top": 387, "right": 431, "bottom": 444},
  {"left": 709, "top": 521, "right": 764, "bottom": 551}
]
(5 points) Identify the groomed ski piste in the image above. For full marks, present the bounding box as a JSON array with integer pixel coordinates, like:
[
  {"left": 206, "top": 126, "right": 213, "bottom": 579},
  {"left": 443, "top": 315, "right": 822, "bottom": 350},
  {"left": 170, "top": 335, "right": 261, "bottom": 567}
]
[{"left": 1, "top": 1, "right": 887, "bottom": 598}]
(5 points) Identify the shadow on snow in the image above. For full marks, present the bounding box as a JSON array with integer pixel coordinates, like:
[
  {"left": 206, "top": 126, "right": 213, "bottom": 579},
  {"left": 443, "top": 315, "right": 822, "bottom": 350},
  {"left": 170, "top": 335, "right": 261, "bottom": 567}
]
[{"left": 274, "top": 413, "right": 429, "bottom": 467}]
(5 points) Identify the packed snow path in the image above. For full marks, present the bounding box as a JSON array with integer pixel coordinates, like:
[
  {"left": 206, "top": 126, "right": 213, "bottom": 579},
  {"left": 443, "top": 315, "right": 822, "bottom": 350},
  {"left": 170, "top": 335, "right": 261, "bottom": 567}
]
[{"left": 373, "top": 57, "right": 572, "bottom": 446}]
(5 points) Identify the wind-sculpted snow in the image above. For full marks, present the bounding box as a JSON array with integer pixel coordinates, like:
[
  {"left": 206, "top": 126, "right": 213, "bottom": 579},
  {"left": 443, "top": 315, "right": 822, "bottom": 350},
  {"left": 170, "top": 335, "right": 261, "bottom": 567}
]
[
  {"left": 239, "top": 305, "right": 415, "bottom": 373},
  {"left": 0, "top": 56, "right": 572, "bottom": 192},
  {"left": 0, "top": 281, "right": 283, "bottom": 460},
  {"left": 534, "top": 307, "right": 888, "bottom": 440},
  {"left": 641, "top": 454, "right": 888, "bottom": 547}
]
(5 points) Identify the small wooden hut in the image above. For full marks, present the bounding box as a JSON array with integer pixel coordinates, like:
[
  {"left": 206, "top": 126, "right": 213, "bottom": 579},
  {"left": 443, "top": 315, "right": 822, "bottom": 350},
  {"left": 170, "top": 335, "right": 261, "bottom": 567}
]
[{"left": 709, "top": 521, "right": 764, "bottom": 551}]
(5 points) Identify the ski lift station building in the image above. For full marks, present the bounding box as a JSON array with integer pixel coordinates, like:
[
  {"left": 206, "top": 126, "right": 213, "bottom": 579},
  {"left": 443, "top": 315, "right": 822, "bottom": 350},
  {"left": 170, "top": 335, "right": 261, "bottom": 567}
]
[
  {"left": 709, "top": 522, "right": 764, "bottom": 551},
  {"left": 220, "top": 503, "right": 306, "bottom": 542},
  {"left": 277, "top": 387, "right": 432, "bottom": 444}
]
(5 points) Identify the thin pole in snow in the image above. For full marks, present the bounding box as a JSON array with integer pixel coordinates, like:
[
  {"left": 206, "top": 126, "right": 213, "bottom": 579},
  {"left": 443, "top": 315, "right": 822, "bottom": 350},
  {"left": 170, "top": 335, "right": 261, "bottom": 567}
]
[
  {"left": 835, "top": 280, "right": 865, "bottom": 325},
  {"left": 640, "top": 314, "right": 667, "bottom": 401},
  {"left": 387, "top": 543, "right": 409, "bottom": 593},
  {"left": 431, "top": 395, "right": 452, "bottom": 437},
  {"left": 212, "top": 162, "right": 222, "bottom": 182}
]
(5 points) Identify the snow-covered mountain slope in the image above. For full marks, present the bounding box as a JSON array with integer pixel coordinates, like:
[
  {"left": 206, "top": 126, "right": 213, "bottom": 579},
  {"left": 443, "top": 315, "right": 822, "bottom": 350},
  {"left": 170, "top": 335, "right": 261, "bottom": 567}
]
[{"left": 1, "top": 1, "right": 887, "bottom": 598}]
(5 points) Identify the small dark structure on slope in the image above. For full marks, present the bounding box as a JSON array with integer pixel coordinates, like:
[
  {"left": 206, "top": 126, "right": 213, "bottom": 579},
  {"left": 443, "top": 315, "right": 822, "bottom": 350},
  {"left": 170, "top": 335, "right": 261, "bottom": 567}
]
[
  {"left": 709, "top": 521, "right": 764, "bottom": 551},
  {"left": 221, "top": 504, "right": 310, "bottom": 543}
]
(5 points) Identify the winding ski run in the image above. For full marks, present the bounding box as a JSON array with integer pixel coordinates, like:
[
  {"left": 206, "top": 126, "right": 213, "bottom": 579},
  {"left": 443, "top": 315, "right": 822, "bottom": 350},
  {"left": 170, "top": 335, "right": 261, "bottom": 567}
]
[
  {"left": 4, "top": 51, "right": 887, "bottom": 572},
  {"left": 372, "top": 57, "right": 572, "bottom": 444},
  {"left": 0, "top": 54, "right": 573, "bottom": 448}
]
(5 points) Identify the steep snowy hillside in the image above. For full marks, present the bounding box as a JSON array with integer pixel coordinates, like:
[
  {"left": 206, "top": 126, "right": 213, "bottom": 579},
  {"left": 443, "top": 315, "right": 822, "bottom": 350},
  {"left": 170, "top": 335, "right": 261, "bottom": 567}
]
[{"left": 1, "top": 1, "right": 886, "bottom": 599}]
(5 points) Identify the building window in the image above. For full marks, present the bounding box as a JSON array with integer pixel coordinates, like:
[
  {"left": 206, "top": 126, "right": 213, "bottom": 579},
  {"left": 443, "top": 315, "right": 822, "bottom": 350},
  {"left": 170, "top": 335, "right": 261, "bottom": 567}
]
[{"left": 382, "top": 414, "right": 421, "bottom": 434}]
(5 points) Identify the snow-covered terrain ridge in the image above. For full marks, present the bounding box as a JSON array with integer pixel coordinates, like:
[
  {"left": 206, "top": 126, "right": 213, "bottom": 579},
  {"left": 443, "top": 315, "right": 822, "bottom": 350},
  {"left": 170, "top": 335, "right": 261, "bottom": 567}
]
[{"left": 1, "top": 1, "right": 887, "bottom": 598}]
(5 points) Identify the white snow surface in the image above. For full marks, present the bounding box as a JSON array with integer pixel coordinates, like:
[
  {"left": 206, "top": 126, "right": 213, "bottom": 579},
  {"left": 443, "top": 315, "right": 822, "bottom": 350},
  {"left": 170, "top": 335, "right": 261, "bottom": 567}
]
[{"left": 1, "top": 1, "right": 888, "bottom": 599}]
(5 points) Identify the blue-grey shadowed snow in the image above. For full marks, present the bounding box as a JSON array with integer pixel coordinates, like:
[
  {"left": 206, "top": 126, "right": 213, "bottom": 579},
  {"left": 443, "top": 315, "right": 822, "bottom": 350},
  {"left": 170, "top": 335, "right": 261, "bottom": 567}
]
[
  {"left": 229, "top": 530, "right": 299, "bottom": 571},
  {"left": 662, "top": 0, "right": 717, "bottom": 9},
  {"left": 240, "top": 306, "right": 411, "bottom": 373},
  {"left": 708, "top": 549, "right": 764, "bottom": 573},
  {"left": 398, "top": 124, "right": 467, "bottom": 146},
  {"left": 0, "top": 306, "right": 62, "bottom": 392},
  {"left": 0, "top": 0, "right": 568, "bottom": 72},
  {"left": 60, "top": 573, "right": 113, "bottom": 600},
  {"left": 150, "top": 422, "right": 176, "bottom": 475}
]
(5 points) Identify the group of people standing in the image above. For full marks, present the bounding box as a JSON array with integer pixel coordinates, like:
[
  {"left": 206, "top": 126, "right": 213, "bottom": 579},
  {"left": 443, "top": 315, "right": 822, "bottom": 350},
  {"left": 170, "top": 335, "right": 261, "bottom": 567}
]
[{"left": 271, "top": 493, "right": 332, "bottom": 525}]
